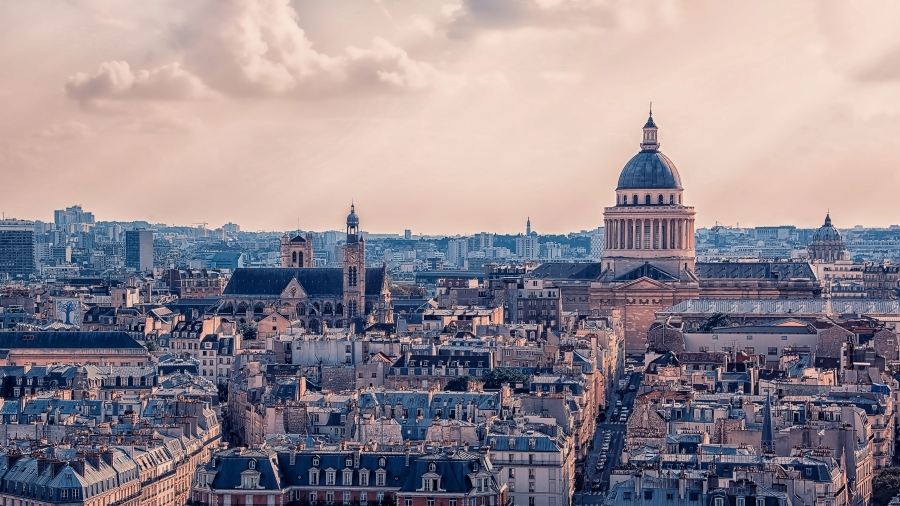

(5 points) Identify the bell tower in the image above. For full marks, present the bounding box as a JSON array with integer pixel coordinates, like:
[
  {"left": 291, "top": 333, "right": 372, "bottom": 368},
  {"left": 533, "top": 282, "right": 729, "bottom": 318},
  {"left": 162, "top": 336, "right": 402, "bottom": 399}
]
[
  {"left": 281, "top": 232, "right": 314, "bottom": 267},
  {"left": 343, "top": 203, "right": 366, "bottom": 321}
]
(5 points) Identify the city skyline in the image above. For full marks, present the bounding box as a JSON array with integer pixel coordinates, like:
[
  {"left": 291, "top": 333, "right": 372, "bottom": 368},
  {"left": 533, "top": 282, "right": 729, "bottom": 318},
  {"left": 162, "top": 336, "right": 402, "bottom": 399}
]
[{"left": 3, "top": 1, "right": 900, "bottom": 233}]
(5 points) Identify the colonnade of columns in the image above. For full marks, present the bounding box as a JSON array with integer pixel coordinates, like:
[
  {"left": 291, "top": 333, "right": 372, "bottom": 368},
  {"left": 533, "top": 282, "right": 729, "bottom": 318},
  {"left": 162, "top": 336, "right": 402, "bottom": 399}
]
[{"left": 604, "top": 217, "right": 694, "bottom": 251}]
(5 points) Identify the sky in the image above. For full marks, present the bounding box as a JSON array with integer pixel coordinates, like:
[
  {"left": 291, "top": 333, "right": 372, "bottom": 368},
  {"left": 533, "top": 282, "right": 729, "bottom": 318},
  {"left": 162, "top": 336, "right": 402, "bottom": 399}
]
[{"left": 2, "top": 0, "right": 900, "bottom": 235}]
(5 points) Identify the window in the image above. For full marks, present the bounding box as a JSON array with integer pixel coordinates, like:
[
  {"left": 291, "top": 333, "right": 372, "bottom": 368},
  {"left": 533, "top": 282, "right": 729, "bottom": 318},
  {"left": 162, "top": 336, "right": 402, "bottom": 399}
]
[
  {"left": 344, "top": 470, "right": 353, "bottom": 484},
  {"left": 406, "top": 500, "right": 412, "bottom": 506},
  {"left": 529, "top": 498, "right": 535, "bottom": 506},
  {"left": 311, "top": 492, "right": 318, "bottom": 503},
  {"left": 509, "top": 468, "right": 515, "bottom": 478},
  {"left": 624, "top": 492, "right": 632, "bottom": 501},
  {"left": 689, "top": 492, "right": 699, "bottom": 502},
  {"left": 781, "top": 335, "right": 788, "bottom": 340},
  {"left": 699, "top": 346, "right": 709, "bottom": 353},
  {"left": 768, "top": 347, "right": 778, "bottom": 355},
  {"left": 712, "top": 335, "right": 718, "bottom": 340},
  {"left": 737, "top": 498, "right": 744, "bottom": 506},
  {"left": 528, "top": 469, "right": 535, "bottom": 479},
  {"left": 344, "top": 491, "right": 351, "bottom": 505},
  {"left": 361, "top": 493, "right": 368, "bottom": 505},
  {"left": 451, "top": 501, "right": 457, "bottom": 506},
  {"left": 327, "top": 491, "right": 334, "bottom": 504},
  {"left": 360, "top": 471, "right": 370, "bottom": 486},
  {"left": 428, "top": 500, "right": 435, "bottom": 506},
  {"left": 310, "top": 471, "right": 320, "bottom": 485},
  {"left": 348, "top": 267, "right": 358, "bottom": 287},
  {"left": 327, "top": 471, "right": 336, "bottom": 485},
  {"left": 644, "top": 491, "right": 653, "bottom": 500},
  {"left": 376, "top": 492, "right": 384, "bottom": 504},
  {"left": 745, "top": 347, "right": 755, "bottom": 354},
  {"left": 668, "top": 493, "right": 674, "bottom": 501},
  {"left": 376, "top": 472, "right": 386, "bottom": 486}
]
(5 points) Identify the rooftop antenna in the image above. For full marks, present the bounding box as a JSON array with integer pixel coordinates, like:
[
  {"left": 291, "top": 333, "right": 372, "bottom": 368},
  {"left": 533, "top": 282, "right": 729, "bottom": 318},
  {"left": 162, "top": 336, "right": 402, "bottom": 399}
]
[{"left": 649, "top": 102, "right": 652, "bottom": 117}]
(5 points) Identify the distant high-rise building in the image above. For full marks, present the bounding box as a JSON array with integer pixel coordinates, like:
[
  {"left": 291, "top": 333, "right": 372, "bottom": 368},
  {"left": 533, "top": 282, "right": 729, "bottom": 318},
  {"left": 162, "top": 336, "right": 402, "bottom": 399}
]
[
  {"left": 447, "top": 239, "right": 469, "bottom": 267},
  {"left": 223, "top": 222, "right": 241, "bottom": 234},
  {"left": 0, "top": 219, "right": 36, "bottom": 278},
  {"left": 477, "top": 232, "right": 494, "bottom": 250},
  {"left": 54, "top": 205, "right": 94, "bottom": 227},
  {"left": 404, "top": 229, "right": 412, "bottom": 240},
  {"left": 125, "top": 230, "right": 154, "bottom": 271},
  {"left": 515, "top": 235, "right": 538, "bottom": 260},
  {"left": 526, "top": 217, "right": 532, "bottom": 236}
]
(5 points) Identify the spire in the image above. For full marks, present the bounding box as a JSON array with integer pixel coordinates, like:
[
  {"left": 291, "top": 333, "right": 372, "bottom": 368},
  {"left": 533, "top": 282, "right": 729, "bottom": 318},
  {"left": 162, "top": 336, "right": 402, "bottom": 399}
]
[
  {"left": 824, "top": 211, "right": 832, "bottom": 227},
  {"left": 526, "top": 217, "right": 531, "bottom": 236},
  {"left": 641, "top": 105, "right": 659, "bottom": 151},
  {"left": 761, "top": 394, "right": 775, "bottom": 454}
]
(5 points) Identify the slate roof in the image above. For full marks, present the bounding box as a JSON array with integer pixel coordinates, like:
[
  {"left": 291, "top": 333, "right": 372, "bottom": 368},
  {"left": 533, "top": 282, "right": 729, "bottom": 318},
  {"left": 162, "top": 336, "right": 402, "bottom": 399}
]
[
  {"left": 530, "top": 262, "right": 603, "bottom": 280},
  {"left": 222, "top": 268, "right": 385, "bottom": 297},
  {"left": 0, "top": 332, "right": 145, "bottom": 350},
  {"left": 697, "top": 262, "right": 816, "bottom": 281},
  {"left": 617, "top": 150, "right": 682, "bottom": 190},
  {"left": 614, "top": 263, "right": 679, "bottom": 282},
  {"left": 400, "top": 451, "right": 486, "bottom": 493}
]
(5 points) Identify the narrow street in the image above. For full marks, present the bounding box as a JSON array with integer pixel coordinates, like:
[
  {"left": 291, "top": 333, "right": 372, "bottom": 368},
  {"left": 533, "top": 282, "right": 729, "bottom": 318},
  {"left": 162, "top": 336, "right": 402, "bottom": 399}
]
[{"left": 573, "top": 372, "right": 643, "bottom": 506}]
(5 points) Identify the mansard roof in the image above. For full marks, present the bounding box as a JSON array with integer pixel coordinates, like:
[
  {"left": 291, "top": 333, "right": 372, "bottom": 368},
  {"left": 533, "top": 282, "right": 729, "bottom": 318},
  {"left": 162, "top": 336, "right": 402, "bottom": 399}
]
[{"left": 222, "top": 267, "right": 385, "bottom": 297}]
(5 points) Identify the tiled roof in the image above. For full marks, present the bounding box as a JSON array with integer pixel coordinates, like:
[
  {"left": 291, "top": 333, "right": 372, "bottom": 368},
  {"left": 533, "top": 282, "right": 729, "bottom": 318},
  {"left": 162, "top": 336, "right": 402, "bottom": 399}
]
[{"left": 222, "top": 267, "right": 385, "bottom": 297}]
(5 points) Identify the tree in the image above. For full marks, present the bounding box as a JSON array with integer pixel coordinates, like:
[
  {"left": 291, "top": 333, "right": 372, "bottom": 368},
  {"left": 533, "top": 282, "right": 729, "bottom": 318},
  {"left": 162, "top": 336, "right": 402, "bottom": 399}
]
[
  {"left": 483, "top": 368, "right": 530, "bottom": 389},
  {"left": 699, "top": 312, "right": 731, "bottom": 332},
  {"left": 872, "top": 467, "right": 900, "bottom": 506},
  {"left": 445, "top": 376, "right": 475, "bottom": 391}
]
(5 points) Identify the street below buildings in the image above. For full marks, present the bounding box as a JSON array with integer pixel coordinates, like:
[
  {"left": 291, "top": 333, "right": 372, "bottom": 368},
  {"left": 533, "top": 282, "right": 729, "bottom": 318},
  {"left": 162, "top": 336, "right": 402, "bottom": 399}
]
[{"left": 573, "top": 371, "right": 643, "bottom": 506}]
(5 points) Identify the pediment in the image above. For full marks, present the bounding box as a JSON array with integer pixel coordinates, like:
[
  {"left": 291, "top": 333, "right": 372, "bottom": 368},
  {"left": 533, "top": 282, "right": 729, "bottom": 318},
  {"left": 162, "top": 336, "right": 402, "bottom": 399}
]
[
  {"left": 613, "top": 277, "right": 676, "bottom": 291},
  {"left": 281, "top": 278, "right": 307, "bottom": 299}
]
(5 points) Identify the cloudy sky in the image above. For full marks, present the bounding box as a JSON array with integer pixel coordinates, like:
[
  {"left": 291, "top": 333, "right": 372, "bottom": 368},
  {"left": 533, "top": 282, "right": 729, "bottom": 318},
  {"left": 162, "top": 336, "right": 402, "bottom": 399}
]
[{"left": 2, "top": 0, "right": 899, "bottom": 234}]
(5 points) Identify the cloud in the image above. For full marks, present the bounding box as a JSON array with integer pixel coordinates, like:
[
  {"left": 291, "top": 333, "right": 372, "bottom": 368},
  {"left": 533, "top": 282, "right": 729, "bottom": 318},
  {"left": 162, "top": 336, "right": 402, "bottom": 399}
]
[
  {"left": 35, "top": 121, "right": 93, "bottom": 139},
  {"left": 64, "top": 0, "right": 457, "bottom": 102},
  {"left": 441, "top": 0, "right": 619, "bottom": 37},
  {"left": 177, "top": 0, "right": 452, "bottom": 96},
  {"left": 65, "top": 61, "right": 213, "bottom": 102}
]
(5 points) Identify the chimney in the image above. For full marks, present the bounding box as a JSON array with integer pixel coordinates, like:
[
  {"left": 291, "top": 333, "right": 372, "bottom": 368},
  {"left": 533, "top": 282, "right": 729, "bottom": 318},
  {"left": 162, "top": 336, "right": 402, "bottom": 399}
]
[
  {"left": 70, "top": 459, "right": 86, "bottom": 476},
  {"left": 37, "top": 456, "right": 50, "bottom": 475},
  {"left": 85, "top": 452, "right": 101, "bottom": 470},
  {"left": 101, "top": 449, "right": 115, "bottom": 466},
  {"left": 634, "top": 470, "right": 643, "bottom": 498},
  {"left": 51, "top": 460, "right": 66, "bottom": 478}
]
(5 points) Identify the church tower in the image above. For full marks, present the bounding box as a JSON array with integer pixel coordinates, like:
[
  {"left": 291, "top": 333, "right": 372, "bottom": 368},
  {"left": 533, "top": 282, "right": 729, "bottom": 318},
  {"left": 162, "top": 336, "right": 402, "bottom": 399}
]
[
  {"left": 281, "top": 232, "right": 314, "bottom": 267},
  {"left": 342, "top": 204, "right": 366, "bottom": 321}
]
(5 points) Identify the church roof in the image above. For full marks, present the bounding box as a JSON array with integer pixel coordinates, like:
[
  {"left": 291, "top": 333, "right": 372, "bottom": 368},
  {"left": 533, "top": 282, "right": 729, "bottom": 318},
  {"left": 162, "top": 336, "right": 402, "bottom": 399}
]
[
  {"left": 222, "top": 268, "right": 385, "bottom": 297},
  {"left": 289, "top": 235, "right": 306, "bottom": 243},
  {"left": 614, "top": 263, "right": 680, "bottom": 282},
  {"left": 0, "top": 332, "right": 146, "bottom": 350}
]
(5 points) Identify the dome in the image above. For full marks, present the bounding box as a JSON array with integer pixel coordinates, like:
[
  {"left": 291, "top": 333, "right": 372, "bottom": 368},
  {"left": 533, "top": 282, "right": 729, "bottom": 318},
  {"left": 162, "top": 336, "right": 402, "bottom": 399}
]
[
  {"left": 616, "top": 150, "right": 682, "bottom": 190},
  {"left": 347, "top": 204, "right": 360, "bottom": 227},
  {"left": 812, "top": 213, "right": 841, "bottom": 242}
]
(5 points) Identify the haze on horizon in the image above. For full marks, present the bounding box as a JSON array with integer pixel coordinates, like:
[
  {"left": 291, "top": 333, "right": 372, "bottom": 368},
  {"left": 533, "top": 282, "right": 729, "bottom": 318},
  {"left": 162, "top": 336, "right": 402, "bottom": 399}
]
[{"left": 2, "top": 0, "right": 900, "bottom": 235}]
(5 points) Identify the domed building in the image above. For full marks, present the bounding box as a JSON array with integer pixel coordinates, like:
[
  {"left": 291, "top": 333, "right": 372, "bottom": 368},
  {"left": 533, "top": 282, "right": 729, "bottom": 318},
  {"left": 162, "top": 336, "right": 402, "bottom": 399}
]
[
  {"left": 808, "top": 213, "right": 848, "bottom": 262},
  {"left": 593, "top": 112, "right": 700, "bottom": 352}
]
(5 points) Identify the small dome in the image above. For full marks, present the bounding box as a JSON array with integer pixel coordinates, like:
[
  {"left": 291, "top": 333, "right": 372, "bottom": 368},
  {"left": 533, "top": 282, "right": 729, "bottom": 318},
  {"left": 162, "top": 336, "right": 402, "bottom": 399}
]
[
  {"left": 812, "top": 213, "right": 841, "bottom": 242},
  {"left": 616, "top": 151, "right": 682, "bottom": 190},
  {"left": 347, "top": 204, "right": 360, "bottom": 227}
]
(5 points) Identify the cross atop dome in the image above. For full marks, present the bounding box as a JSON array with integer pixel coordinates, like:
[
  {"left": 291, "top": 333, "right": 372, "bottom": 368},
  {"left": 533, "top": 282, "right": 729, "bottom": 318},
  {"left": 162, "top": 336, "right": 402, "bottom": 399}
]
[{"left": 640, "top": 104, "right": 659, "bottom": 151}]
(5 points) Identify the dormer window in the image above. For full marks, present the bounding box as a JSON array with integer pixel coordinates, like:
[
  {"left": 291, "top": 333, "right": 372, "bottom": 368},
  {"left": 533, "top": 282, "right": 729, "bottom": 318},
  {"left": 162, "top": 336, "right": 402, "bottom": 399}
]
[
  {"left": 429, "top": 463, "right": 437, "bottom": 472},
  {"left": 310, "top": 470, "right": 320, "bottom": 485},
  {"left": 378, "top": 457, "right": 386, "bottom": 468},
  {"left": 346, "top": 457, "right": 354, "bottom": 468},
  {"left": 326, "top": 470, "right": 336, "bottom": 485},
  {"left": 360, "top": 470, "right": 370, "bottom": 486},
  {"left": 248, "top": 459, "right": 256, "bottom": 470},
  {"left": 344, "top": 470, "right": 353, "bottom": 485},
  {"left": 313, "top": 456, "right": 320, "bottom": 467},
  {"left": 529, "top": 439, "right": 536, "bottom": 449},
  {"left": 376, "top": 470, "right": 386, "bottom": 486}
]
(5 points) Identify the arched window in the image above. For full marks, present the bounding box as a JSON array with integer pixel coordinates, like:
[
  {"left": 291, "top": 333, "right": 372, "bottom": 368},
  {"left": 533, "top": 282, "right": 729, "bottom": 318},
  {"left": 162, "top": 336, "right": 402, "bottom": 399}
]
[
  {"left": 632, "top": 195, "right": 638, "bottom": 205},
  {"left": 348, "top": 300, "right": 358, "bottom": 318},
  {"left": 658, "top": 194, "right": 664, "bottom": 204},
  {"left": 292, "top": 251, "right": 297, "bottom": 264},
  {"left": 645, "top": 195, "right": 651, "bottom": 205},
  {"left": 324, "top": 302, "right": 333, "bottom": 315},
  {"left": 297, "top": 304, "right": 306, "bottom": 316},
  {"left": 348, "top": 266, "right": 358, "bottom": 287},
  {"left": 622, "top": 195, "right": 627, "bottom": 205},
  {"left": 298, "top": 252, "right": 303, "bottom": 266},
  {"left": 670, "top": 195, "right": 674, "bottom": 204},
  {"left": 336, "top": 303, "right": 344, "bottom": 316}
]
